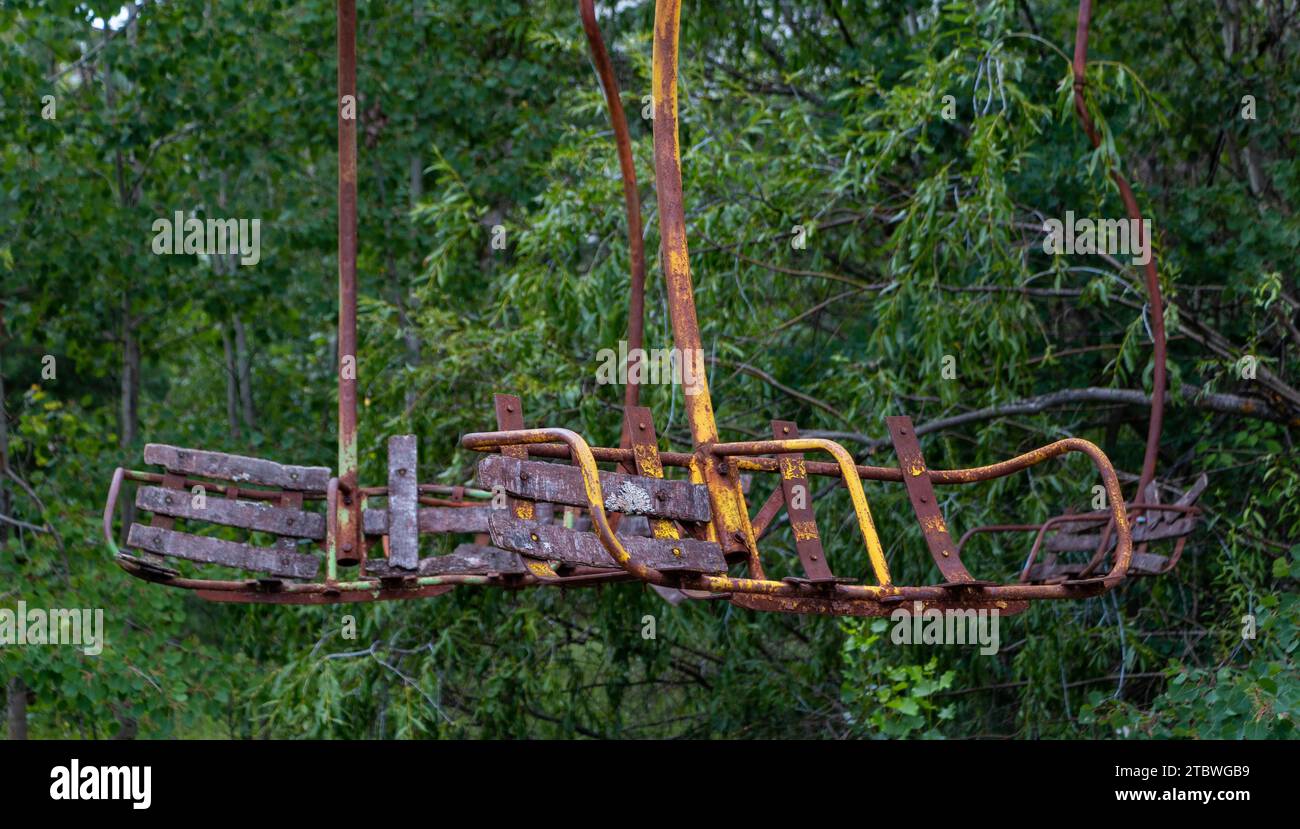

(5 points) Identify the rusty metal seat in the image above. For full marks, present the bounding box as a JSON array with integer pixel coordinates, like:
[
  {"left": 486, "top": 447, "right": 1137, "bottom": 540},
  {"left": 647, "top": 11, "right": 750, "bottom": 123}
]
[
  {"left": 1015, "top": 474, "right": 1207, "bottom": 582},
  {"left": 361, "top": 434, "right": 549, "bottom": 580},
  {"left": 462, "top": 395, "right": 727, "bottom": 584},
  {"left": 113, "top": 444, "right": 329, "bottom": 582}
]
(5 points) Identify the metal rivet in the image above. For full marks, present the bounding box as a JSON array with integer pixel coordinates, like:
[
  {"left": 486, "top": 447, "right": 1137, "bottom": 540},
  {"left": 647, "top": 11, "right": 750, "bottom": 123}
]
[
  {"left": 506, "top": 405, "right": 514, "bottom": 413},
  {"left": 290, "top": 472, "right": 299, "bottom": 480},
  {"left": 782, "top": 426, "right": 790, "bottom": 434},
  {"left": 672, "top": 547, "right": 682, "bottom": 557},
  {"left": 398, "top": 468, "right": 407, "bottom": 476},
  {"left": 638, "top": 422, "right": 646, "bottom": 431},
  {"left": 164, "top": 495, "right": 174, "bottom": 505},
  {"left": 530, "top": 533, "right": 539, "bottom": 542}
]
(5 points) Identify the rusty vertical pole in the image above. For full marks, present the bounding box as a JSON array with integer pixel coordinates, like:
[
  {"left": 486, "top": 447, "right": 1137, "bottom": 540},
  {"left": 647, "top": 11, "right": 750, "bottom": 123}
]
[
  {"left": 579, "top": 0, "right": 646, "bottom": 415},
  {"left": 1073, "top": 0, "right": 1165, "bottom": 503},
  {"left": 336, "top": 0, "right": 361, "bottom": 566},
  {"left": 651, "top": 0, "right": 761, "bottom": 575}
]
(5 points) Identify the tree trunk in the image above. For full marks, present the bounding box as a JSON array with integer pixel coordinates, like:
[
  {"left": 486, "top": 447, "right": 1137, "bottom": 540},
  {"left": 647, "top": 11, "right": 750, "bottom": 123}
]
[
  {"left": 233, "top": 315, "right": 256, "bottom": 431},
  {"left": 6, "top": 677, "right": 27, "bottom": 740},
  {"left": 222, "top": 325, "right": 241, "bottom": 440}
]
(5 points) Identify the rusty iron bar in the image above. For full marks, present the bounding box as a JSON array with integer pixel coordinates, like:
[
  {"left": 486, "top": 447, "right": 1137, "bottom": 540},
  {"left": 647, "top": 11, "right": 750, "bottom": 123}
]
[
  {"left": 336, "top": 0, "right": 361, "bottom": 568},
  {"left": 580, "top": 0, "right": 646, "bottom": 415},
  {"left": 651, "top": 0, "right": 761, "bottom": 574},
  {"left": 1073, "top": 0, "right": 1166, "bottom": 503}
]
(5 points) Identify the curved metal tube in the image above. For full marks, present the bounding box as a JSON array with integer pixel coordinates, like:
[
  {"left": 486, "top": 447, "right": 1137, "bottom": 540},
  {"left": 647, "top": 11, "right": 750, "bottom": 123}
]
[{"left": 103, "top": 466, "right": 126, "bottom": 557}]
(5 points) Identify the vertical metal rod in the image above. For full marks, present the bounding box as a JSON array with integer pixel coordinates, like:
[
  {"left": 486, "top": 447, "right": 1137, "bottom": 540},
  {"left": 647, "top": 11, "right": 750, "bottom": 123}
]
[
  {"left": 651, "top": 0, "right": 761, "bottom": 575},
  {"left": 336, "top": 0, "right": 361, "bottom": 566},
  {"left": 580, "top": 0, "right": 646, "bottom": 415},
  {"left": 1073, "top": 0, "right": 1165, "bottom": 503}
]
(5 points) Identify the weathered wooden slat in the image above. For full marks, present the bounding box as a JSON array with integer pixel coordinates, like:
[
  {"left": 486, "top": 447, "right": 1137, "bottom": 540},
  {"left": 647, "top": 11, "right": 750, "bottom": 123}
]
[
  {"left": 143, "top": 444, "right": 330, "bottom": 492},
  {"left": 488, "top": 513, "right": 725, "bottom": 572},
  {"left": 136, "top": 486, "right": 325, "bottom": 539},
  {"left": 476, "top": 455, "right": 711, "bottom": 523},
  {"left": 366, "top": 543, "right": 527, "bottom": 577},
  {"left": 362, "top": 505, "right": 494, "bottom": 536},
  {"left": 126, "top": 524, "right": 321, "bottom": 579},
  {"left": 1045, "top": 516, "right": 1197, "bottom": 552},
  {"left": 386, "top": 435, "right": 419, "bottom": 570}
]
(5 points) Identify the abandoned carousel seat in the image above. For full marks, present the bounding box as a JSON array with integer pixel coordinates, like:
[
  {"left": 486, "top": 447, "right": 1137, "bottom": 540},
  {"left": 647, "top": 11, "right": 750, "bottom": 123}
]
[
  {"left": 459, "top": 395, "right": 728, "bottom": 584},
  {"left": 1013, "top": 474, "right": 1208, "bottom": 583},
  {"left": 111, "top": 444, "right": 330, "bottom": 582}
]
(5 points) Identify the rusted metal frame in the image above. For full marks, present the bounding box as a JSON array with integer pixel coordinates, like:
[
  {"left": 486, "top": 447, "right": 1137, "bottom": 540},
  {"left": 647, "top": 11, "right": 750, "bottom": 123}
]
[
  {"left": 749, "top": 485, "right": 786, "bottom": 539},
  {"left": 461, "top": 427, "right": 672, "bottom": 585},
  {"left": 885, "top": 416, "right": 979, "bottom": 585},
  {"left": 580, "top": 0, "right": 646, "bottom": 419},
  {"left": 770, "top": 421, "right": 836, "bottom": 582},
  {"left": 1017, "top": 502, "right": 1200, "bottom": 583},
  {"left": 651, "top": 0, "right": 759, "bottom": 574},
  {"left": 678, "top": 437, "right": 1133, "bottom": 602},
  {"left": 946, "top": 0, "right": 1180, "bottom": 569},
  {"left": 336, "top": 0, "right": 362, "bottom": 567},
  {"left": 490, "top": 438, "right": 1130, "bottom": 488},
  {"left": 492, "top": 395, "right": 561, "bottom": 581}
]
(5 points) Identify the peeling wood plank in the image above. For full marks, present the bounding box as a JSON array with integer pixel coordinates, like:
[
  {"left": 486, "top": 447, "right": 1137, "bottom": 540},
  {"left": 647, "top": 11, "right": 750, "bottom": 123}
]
[
  {"left": 126, "top": 524, "right": 320, "bottom": 579},
  {"left": 365, "top": 543, "right": 527, "bottom": 577},
  {"left": 143, "top": 444, "right": 330, "bottom": 492},
  {"left": 386, "top": 435, "right": 419, "bottom": 570},
  {"left": 362, "top": 505, "right": 495, "bottom": 535},
  {"left": 488, "top": 513, "right": 725, "bottom": 572},
  {"left": 476, "top": 455, "right": 711, "bottom": 522},
  {"left": 136, "top": 486, "right": 325, "bottom": 539}
]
